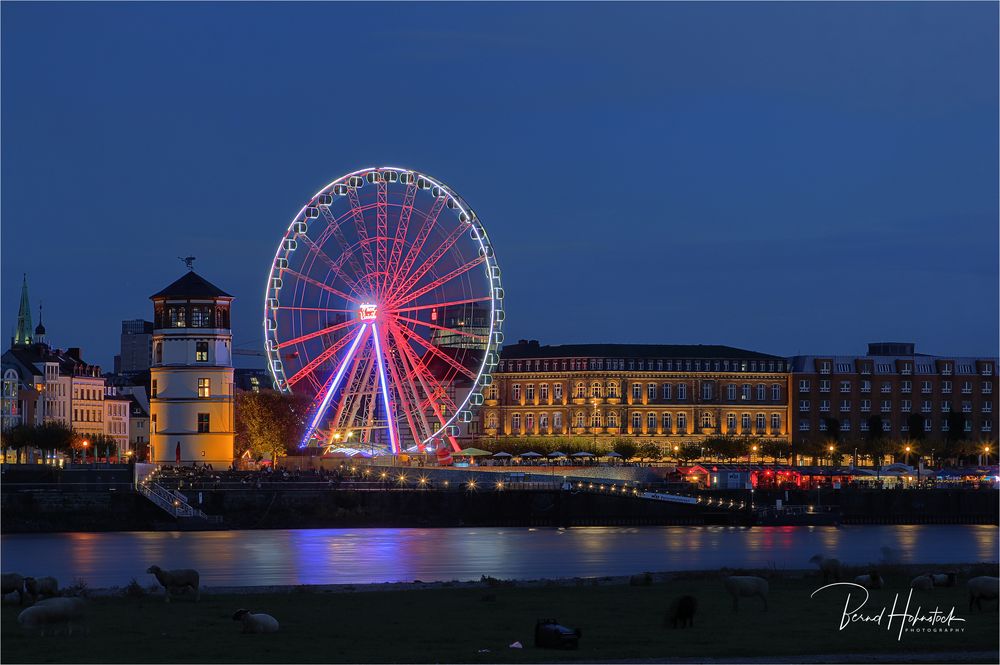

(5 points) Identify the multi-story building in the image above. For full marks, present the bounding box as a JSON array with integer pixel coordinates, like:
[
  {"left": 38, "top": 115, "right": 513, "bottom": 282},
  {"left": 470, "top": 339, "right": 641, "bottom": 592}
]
[
  {"left": 481, "top": 340, "right": 791, "bottom": 447},
  {"left": 103, "top": 386, "right": 131, "bottom": 454},
  {"left": 117, "top": 319, "right": 154, "bottom": 376},
  {"left": 149, "top": 269, "right": 235, "bottom": 467},
  {"left": 790, "top": 342, "right": 998, "bottom": 454},
  {"left": 128, "top": 395, "right": 150, "bottom": 458}
]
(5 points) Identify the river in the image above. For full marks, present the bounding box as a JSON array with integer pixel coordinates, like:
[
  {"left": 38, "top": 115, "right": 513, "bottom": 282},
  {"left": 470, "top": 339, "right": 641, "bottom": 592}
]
[{"left": 1, "top": 525, "right": 996, "bottom": 588}]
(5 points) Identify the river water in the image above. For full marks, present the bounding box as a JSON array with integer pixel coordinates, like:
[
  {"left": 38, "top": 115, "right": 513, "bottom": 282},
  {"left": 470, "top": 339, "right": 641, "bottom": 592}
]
[{"left": 1, "top": 525, "right": 996, "bottom": 589}]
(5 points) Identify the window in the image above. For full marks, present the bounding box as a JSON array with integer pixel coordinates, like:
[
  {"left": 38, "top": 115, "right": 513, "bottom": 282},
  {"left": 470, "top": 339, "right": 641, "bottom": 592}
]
[
  {"left": 840, "top": 381, "right": 851, "bottom": 393},
  {"left": 575, "top": 382, "right": 585, "bottom": 399},
  {"left": 799, "top": 419, "right": 810, "bottom": 432},
  {"left": 512, "top": 413, "right": 521, "bottom": 431},
  {"left": 901, "top": 380, "right": 911, "bottom": 393},
  {"left": 486, "top": 413, "right": 498, "bottom": 429},
  {"left": 526, "top": 384, "right": 535, "bottom": 401},
  {"left": 151, "top": 414, "right": 157, "bottom": 433},
  {"left": 198, "top": 378, "right": 211, "bottom": 398},
  {"left": 591, "top": 382, "right": 602, "bottom": 398},
  {"left": 882, "top": 419, "right": 891, "bottom": 432},
  {"left": 901, "top": 399, "right": 911, "bottom": 413},
  {"left": 962, "top": 401, "right": 971, "bottom": 413},
  {"left": 191, "top": 307, "right": 209, "bottom": 328},
  {"left": 512, "top": 384, "right": 522, "bottom": 401},
  {"left": 197, "top": 413, "right": 210, "bottom": 433},
  {"left": 525, "top": 414, "right": 535, "bottom": 431},
  {"left": 676, "top": 413, "right": 687, "bottom": 431},
  {"left": 860, "top": 380, "right": 871, "bottom": 393},
  {"left": 607, "top": 382, "right": 618, "bottom": 398},
  {"left": 755, "top": 413, "right": 766, "bottom": 431},
  {"left": 961, "top": 381, "right": 972, "bottom": 394},
  {"left": 727, "top": 384, "right": 737, "bottom": 400},
  {"left": 798, "top": 379, "right": 810, "bottom": 392},
  {"left": 487, "top": 385, "right": 498, "bottom": 400},
  {"left": 632, "top": 383, "right": 642, "bottom": 399},
  {"left": 553, "top": 384, "right": 563, "bottom": 400},
  {"left": 819, "top": 361, "right": 831, "bottom": 374},
  {"left": 880, "top": 400, "right": 891, "bottom": 412},
  {"left": 553, "top": 413, "right": 562, "bottom": 429},
  {"left": 632, "top": 412, "right": 641, "bottom": 429},
  {"left": 921, "top": 400, "right": 931, "bottom": 413},
  {"left": 606, "top": 412, "right": 618, "bottom": 427},
  {"left": 727, "top": 413, "right": 737, "bottom": 430},
  {"left": 983, "top": 382, "right": 993, "bottom": 395},
  {"left": 840, "top": 399, "right": 850, "bottom": 412},
  {"left": 983, "top": 419, "right": 993, "bottom": 432},
  {"left": 169, "top": 307, "right": 186, "bottom": 328},
  {"left": 924, "top": 418, "right": 932, "bottom": 432},
  {"left": 155, "top": 342, "right": 163, "bottom": 364},
  {"left": 756, "top": 384, "right": 765, "bottom": 400},
  {"left": 677, "top": 384, "right": 687, "bottom": 400},
  {"left": 820, "top": 380, "right": 831, "bottom": 393},
  {"left": 741, "top": 384, "right": 751, "bottom": 400},
  {"left": 799, "top": 400, "right": 810, "bottom": 411},
  {"left": 663, "top": 383, "right": 673, "bottom": 400},
  {"left": 701, "top": 411, "right": 712, "bottom": 428},
  {"left": 769, "top": 413, "right": 780, "bottom": 432},
  {"left": 921, "top": 381, "right": 932, "bottom": 394},
  {"left": 880, "top": 382, "right": 891, "bottom": 393},
  {"left": 841, "top": 419, "right": 851, "bottom": 432},
  {"left": 741, "top": 413, "right": 751, "bottom": 431},
  {"left": 648, "top": 412, "right": 657, "bottom": 431},
  {"left": 942, "top": 381, "right": 952, "bottom": 394},
  {"left": 771, "top": 384, "right": 780, "bottom": 401},
  {"left": 835, "top": 362, "right": 852, "bottom": 373},
  {"left": 984, "top": 403, "right": 993, "bottom": 413},
  {"left": 649, "top": 383, "right": 657, "bottom": 400},
  {"left": 196, "top": 341, "right": 208, "bottom": 362},
  {"left": 151, "top": 380, "right": 158, "bottom": 399},
  {"left": 820, "top": 400, "right": 830, "bottom": 412},
  {"left": 662, "top": 412, "right": 672, "bottom": 431},
  {"left": 540, "top": 384, "right": 549, "bottom": 401},
  {"left": 942, "top": 402, "right": 951, "bottom": 413},
  {"left": 702, "top": 383, "right": 713, "bottom": 400}
]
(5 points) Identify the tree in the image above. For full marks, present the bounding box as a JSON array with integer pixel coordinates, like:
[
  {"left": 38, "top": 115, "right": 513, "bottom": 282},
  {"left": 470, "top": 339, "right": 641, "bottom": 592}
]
[
  {"left": 906, "top": 413, "right": 925, "bottom": 442},
  {"left": 3, "top": 425, "right": 35, "bottom": 464},
  {"left": 863, "top": 416, "right": 892, "bottom": 471},
  {"left": 32, "top": 422, "right": 76, "bottom": 462},
  {"left": 235, "top": 391, "right": 312, "bottom": 462},
  {"left": 612, "top": 438, "right": 638, "bottom": 462},
  {"left": 637, "top": 442, "right": 661, "bottom": 462},
  {"left": 760, "top": 438, "right": 792, "bottom": 465}
]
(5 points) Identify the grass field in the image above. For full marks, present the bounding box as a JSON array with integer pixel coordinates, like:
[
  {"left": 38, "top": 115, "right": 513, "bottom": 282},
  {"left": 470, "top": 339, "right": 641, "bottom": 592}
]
[{"left": 2, "top": 571, "right": 998, "bottom": 663}]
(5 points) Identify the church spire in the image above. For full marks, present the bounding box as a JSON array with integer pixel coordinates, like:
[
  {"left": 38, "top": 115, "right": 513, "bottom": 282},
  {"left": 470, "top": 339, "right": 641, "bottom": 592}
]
[{"left": 12, "top": 273, "right": 33, "bottom": 348}]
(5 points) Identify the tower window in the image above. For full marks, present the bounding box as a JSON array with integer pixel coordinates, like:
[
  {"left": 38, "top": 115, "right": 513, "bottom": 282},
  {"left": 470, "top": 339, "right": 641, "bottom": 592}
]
[
  {"left": 151, "top": 380, "right": 158, "bottom": 399},
  {"left": 169, "top": 307, "right": 186, "bottom": 328},
  {"left": 198, "top": 378, "right": 211, "bottom": 398},
  {"left": 196, "top": 342, "right": 209, "bottom": 362},
  {"left": 197, "top": 413, "right": 210, "bottom": 433}
]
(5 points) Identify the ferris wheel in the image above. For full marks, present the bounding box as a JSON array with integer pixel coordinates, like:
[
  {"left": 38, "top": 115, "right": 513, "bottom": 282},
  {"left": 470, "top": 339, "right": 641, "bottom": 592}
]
[{"left": 264, "top": 166, "right": 504, "bottom": 454}]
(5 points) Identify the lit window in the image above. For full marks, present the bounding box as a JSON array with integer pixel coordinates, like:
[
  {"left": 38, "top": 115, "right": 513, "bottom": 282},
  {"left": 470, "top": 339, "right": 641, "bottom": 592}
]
[
  {"left": 197, "top": 413, "right": 210, "bottom": 433},
  {"left": 151, "top": 380, "right": 158, "bottom": 399},
  {"left": 198, "top": 378, "right": 211, "bottom": 398},
  {"left": 196, "top": 342, "right": 209, "bottom": 362}
]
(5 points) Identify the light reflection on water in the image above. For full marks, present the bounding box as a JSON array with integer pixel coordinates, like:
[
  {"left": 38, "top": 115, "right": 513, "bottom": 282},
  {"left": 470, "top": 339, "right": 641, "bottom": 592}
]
[{"left": 1, "top": 525, "right": 995, "bottom": 588}]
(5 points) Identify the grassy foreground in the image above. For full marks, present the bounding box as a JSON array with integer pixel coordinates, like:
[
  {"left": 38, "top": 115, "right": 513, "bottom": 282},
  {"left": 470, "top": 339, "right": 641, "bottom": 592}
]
[{"left": 2, "top": 572, "right": 998, "bottom": 663}]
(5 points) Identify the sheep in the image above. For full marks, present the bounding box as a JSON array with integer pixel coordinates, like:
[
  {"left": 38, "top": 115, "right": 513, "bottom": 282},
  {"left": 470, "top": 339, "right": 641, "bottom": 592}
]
[
  {"left": 808, "top": 555, "right": 842, "bottom": 583},
  {"left": 24, "top": 576, "right": 59, "bottom": 601},
  {"left": 928, "top": 571, "right": 957, "bottom": 587},
  {"left": 232, "top": 609, "right": 279, "bottom": 634},
  {"left": 723, "top": 576, "right": 768, "bottom": 612},
  {"left": 853, "top": 572, "right": 884, "bottom": 590},
  {"left": 967, "top": 576, "right": 999, "bottom": 612},
  {"left": 1, "top": 573, "right": 26, "bottom": 605},
  {"left": 665, "top": 595, "right": 697, "bottom": 628},
  {"left": 910, "top": 574, "right": 934, "bottom": 591},
  {"left": 17, "top": 597, "right": 86, "bottom": 636},
  {"left": 147, "top": 565, "right": 200, "bottom": 603}
]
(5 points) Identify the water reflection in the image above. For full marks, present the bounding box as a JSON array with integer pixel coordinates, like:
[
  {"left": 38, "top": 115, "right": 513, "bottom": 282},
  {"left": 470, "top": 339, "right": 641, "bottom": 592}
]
[{"left": 1, "top": 525, "right": 995, "bottom": 589}]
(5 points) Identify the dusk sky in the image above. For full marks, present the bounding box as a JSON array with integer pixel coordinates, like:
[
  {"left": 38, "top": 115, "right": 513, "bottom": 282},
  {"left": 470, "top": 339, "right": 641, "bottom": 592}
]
[{"left": 2, "top": 2, "right": 997, "bottom": 370}]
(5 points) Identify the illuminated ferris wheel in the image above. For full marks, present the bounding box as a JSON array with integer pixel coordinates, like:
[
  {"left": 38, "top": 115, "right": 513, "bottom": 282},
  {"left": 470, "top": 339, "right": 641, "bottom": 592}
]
[{"left": 264, "top": 167, "right": 504, "bottom": 454}]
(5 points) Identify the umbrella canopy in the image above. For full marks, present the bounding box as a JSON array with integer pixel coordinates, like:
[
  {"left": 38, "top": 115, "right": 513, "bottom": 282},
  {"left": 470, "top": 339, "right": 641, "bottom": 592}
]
[
  {"left": 605, "top": 452, "right": 622, "bottom": 458},
  {"left": 547, "top": 451, "right": 567, "bottom": 458},
  {"left": 175, "top": 442, "right": 181, "bottom": 464},
  {"left": 456, "top": 447, "right": 493, "bottom": 457},
  {"left": 571, "top": 452, "right": 594, "bottom": 458},
  {"left": 492, "top": 452, "right": 513, "bottom": 458},
  {"left": 519, "top": 451, "right": 542, "bottom": 458}
]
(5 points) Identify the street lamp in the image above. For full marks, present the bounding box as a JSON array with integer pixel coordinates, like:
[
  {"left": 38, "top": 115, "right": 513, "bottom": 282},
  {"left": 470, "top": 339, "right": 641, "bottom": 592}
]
[
  {"left": 750, "top": 444, "right": 758, "bottom": 464},
  {"left": 827, "top": 445, "right": 835, "bottom": 467},
  {"left": 983, "top": 446, "right": 992, "bottom": 465},
  {"left": 904, "top": 445, "right": 911, "bottom": 467},
  {"left": 82, "top": 440, "right": 89, "bottom": 464},
  {"left": 673, "top": 445, "right": 680, "bottom": 464}
]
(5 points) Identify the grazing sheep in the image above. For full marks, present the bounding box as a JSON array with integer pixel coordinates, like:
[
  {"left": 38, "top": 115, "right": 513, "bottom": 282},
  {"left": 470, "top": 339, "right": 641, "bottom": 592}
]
[
  {"left": 967, "top": 576, "right": 999, "bottom": 612},
  {"left": 808, "top": 555, "right": 842, "bottom": 583},
  {"left": 853, "top": 572, "right": 884, "bottom": 590},
  {"left": 24, "top": 576, "right": 59, "bottom": 600},
  {"left": 232, "top": 609, "right": 279, "bottom": 633},
  {"left": 1, "top": 573, "right": 26, "bottom": 605},
  {"left": 146, "top": 565, "right": 200, "bottom": 603},
  {"left": 17, "top": 597, "right": 86, "bottom": 636},
  {"left": 723, "top": 576, "right": 768, "bottom": 612},
  {"left": 665, "top": 595, "right": 697, "bottom": 628},
  {"left": 910, "top": 574, "right": 934, "bottom": 591},
  {"left": 929, "top": 572, "right": 957, "bottom": 587}
]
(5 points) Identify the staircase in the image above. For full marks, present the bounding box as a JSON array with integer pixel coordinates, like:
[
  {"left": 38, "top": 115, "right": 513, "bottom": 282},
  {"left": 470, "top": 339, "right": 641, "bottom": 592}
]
[{"left": 134, "top": 464, "right": 223, "bottom": 523}]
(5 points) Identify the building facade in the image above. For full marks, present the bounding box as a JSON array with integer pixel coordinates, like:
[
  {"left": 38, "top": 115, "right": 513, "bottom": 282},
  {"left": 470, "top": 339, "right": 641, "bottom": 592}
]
[
  {"left": 149, "top": 270, "right": 235, "bottom": 467},
  {"left": 481, "top": 341, "right": 791, "bottom": 447},
  {"left": 117, "top": 319, "right": 155, "bottom": 376},
  {"left": 790, "top": 343, "right": 998, "bottom": 454}
]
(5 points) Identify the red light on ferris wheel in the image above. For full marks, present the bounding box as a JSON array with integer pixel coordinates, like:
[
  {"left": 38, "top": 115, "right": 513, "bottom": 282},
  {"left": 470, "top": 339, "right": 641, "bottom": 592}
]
[{"left": 359, "top": 303, "right": 378, "bottom": 321}]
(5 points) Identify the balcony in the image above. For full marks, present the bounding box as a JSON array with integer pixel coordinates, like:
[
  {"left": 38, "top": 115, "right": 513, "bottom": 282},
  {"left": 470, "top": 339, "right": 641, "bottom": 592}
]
[
  {"left": 571, "top": 397, "right": 586, "bottom": 405},
  {"left": 588, "top": 427, "right": 604, "bottom": 435},
  {"left": 605, "top": 427, "right": 621, "bottom": 436},
  {"left": 606, "top": 397, "right": 621, "bottom": 405},
  {"left": 484, "top": 399, "right": 498, "bottom": 407}
]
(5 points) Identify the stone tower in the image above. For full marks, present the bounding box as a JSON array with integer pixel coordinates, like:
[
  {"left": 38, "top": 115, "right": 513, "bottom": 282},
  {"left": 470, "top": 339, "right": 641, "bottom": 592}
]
[{"left": 149, "top": 270, "right": 235, "bottom": 467}]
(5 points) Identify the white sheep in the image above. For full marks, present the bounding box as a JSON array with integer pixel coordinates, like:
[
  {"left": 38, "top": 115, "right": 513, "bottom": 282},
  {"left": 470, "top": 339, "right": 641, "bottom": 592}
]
[
  {"left": 1, "top": 573, "right": 26, "bottom": 605},
  {"left": 232, "top": 608, "right": 279, "bottom": 633},
  {"left": 967, "top": 576, "right": 999, "bottom": 612},
  {"left": 17, "top": 597, "right": 86, "bottom": 636},
  {"left": 853, "top": 572, "right": 884, "bottom": 589},
  {"left": 808, "top": 555, "right": 842, "bottom": 583},
  {"left": 24, "top": 576, "right": 59, "bottom": 600},
  {"left": 928, "top": 572, "right": 957, "bottom": 587},
  {"left": 147, "top": 565, "right": 200, "bottom": 603},
  {"left": 910, "top": 574, "right": 933, "bottom": 591},
  {"left": 723, "top": 576, "right": 768, "bottom": 612}
]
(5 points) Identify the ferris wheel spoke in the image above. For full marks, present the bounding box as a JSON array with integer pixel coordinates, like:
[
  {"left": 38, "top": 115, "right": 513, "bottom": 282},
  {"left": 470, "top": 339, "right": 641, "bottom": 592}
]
[
  {"left": 386, "top": 222, "right": 470, "bottom": 307},
  {"left": 389, "top": 325, "right": 454, "bottom": 447},
  {"left": 375, "top": 180, "right": 389, "bottom": 297},
  {"left": 297, "top": 324, "right": 369, "bottom": 447},
  {"left": 347, "top": 187, "right": 378, "bottom": 292},
  {"left": 317, "top": 206, "right": 371, "bottom": 291},
  {"left": 395, "top": 323, "right": 479, "bottom": 381},
  {"left": 385, "top": 177, "right": 418, "bottom": 296},
  {"left": 285, "top": 322, "right": 361, "bottom": 387},
  {"left": 278, "top": 306, "right": 356, "bottom": 314},
  {"left": 389, "top": 256, "right": 487, "bottom": 310},
  {"left": 379, "top": 326, "right": 425, "bottom": 452},
  {"left": 276, "top": 318, "right": 356, "bottom": 350},
  {"left": 387, "top": 194, "right": 448, "bottom": 297},
  {"left": 283, "top": 269, "right": 363, "bottom": 305},
  {"left": 297, "top": 234, "right": 367, "bottom": 298},
  {"left": 393, "top": 314, "right": 488, "bottom": 343},
  {"left": 335, "top": 341, "right": 377, "bottom": 438},
  {"left": 329, "top": 337, "right": 372, "bottom": 436},
  {"left": 371, "top": 323, "right": 400, "bottom": 453},
  {"left": 390, "top": 296, "right": 492, "bottom": 314}
]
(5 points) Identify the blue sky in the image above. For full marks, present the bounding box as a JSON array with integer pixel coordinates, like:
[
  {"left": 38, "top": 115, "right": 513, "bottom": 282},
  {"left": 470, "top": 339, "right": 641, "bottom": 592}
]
[{"left": 2, "top": 2, "right": 997, "bottom": 368}]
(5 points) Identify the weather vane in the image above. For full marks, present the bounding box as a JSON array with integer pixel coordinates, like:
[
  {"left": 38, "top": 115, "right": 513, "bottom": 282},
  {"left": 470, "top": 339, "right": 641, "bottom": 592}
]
[{"left": 178, "top": 256, "right": 196, "bottom": 271}]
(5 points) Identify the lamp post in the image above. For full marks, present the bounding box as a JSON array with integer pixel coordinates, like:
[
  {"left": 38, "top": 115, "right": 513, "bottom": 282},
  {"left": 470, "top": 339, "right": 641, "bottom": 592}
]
[
  {"left": 82, "top": 440, "right": 89, "bottom": 464},
  {"left": 749, "top": 444, "right": 758, "bottom": 465},
  {"left": 673, "top": 445, "right": 680, "bottom": 464},
  {"left": 827, "top": 445, "right": 835, "bottom": 467},
  {"left": 983, "top": 445, "right": 992, "bottom": 466},
  {"left": 904, "top": 445, "right": 911, "bottom": 467}
]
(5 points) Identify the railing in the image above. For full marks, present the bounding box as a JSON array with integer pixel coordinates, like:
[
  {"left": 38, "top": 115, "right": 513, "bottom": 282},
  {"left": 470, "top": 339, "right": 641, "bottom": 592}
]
[{"left": 134, "top": 467, "right": 222, "bottom": 522}]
